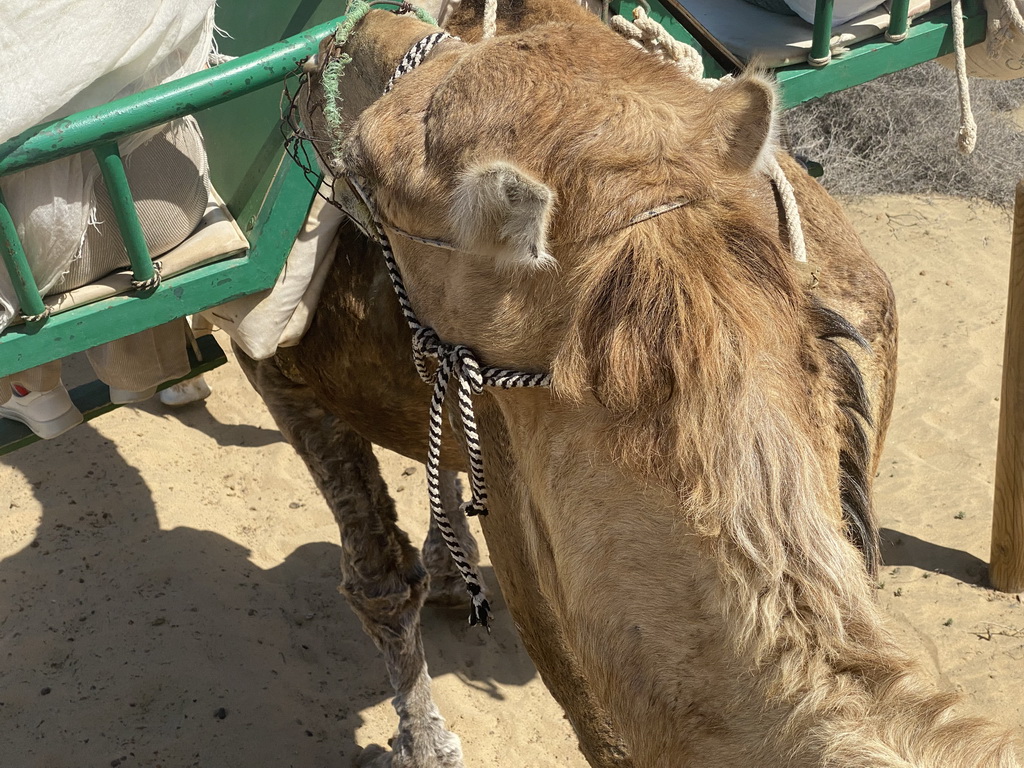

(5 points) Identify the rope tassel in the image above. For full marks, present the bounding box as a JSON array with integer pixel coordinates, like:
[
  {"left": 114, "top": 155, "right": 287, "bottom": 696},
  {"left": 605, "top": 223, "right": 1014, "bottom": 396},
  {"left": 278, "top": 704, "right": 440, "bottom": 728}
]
[{"left": 422, "top": 342, "right": 492, "bottom": 628}]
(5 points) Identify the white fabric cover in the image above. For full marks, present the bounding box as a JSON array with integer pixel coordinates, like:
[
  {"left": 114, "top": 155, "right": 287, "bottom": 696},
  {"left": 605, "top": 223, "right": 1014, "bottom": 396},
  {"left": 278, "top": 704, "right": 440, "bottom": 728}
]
[
  {"left": 202, "top": 191, "right": 345, "bottom": 360},
  {"left": 780, "top": 0, "right": 884, "bottom": 25},
  {"left": 0, "top": 0, "right": 217, "bottom": 331}
]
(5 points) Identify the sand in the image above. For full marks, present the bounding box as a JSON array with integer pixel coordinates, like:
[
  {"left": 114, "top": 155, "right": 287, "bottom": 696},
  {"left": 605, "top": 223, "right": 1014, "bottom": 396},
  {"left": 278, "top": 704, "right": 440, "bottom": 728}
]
[{"left": 2, "top": 193, "right": 1023, "bottom": 766}]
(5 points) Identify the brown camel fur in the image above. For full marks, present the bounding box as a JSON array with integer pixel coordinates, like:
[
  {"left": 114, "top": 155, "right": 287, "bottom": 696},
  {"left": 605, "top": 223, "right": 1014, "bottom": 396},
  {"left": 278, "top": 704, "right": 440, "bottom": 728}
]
[
  {"left": 236, "top": 5, "right": 639, "bottom": 766},
  {"left": 257, "top": 2, "right": 1024, "bottom": 766}
]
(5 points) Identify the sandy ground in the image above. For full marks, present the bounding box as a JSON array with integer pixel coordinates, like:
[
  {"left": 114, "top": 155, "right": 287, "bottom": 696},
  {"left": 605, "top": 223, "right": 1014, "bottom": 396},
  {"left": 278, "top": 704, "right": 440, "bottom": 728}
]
[{"left": 2, "top": 193, "right": 1023, "bottom": 767}]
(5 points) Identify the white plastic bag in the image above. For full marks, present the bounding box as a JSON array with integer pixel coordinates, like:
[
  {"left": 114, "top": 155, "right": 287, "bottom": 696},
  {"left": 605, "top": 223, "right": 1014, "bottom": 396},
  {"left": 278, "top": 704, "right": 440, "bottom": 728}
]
[{"left": 781, "top": 0, "right": 884, "bottom": 25}]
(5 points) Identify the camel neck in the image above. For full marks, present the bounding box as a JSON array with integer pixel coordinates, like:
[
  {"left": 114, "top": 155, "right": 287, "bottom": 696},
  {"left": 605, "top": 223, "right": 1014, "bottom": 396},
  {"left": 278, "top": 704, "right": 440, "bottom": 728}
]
[{"left": 480, "top": 394, "right": 1019, "bottom": 768}]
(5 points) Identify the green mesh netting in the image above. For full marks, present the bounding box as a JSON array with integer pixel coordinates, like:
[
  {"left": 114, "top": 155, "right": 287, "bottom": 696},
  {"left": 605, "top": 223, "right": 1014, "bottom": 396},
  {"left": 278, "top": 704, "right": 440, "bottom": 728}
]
[{"left": 320, "top": 1, "right": 439, "bottom": 159}]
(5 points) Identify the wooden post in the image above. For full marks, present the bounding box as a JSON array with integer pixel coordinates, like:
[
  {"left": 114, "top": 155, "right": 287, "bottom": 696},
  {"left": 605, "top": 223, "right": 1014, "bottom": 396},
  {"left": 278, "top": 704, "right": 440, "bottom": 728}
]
[{"left": 991, "top": 180, "right": 1024, "bottom": 593}]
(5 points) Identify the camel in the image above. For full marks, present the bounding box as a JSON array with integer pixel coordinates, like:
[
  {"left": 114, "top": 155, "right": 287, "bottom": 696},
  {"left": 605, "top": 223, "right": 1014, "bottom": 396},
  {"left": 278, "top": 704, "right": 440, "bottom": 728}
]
[{"left": 233, "top": 1, "right": 1020, "bottom": 766}]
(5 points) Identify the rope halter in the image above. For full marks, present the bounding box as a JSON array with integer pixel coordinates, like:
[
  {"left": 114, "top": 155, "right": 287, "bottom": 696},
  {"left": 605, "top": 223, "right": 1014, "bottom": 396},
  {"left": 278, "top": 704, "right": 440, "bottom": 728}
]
[
  {"left": 346, "top": 169, "right": 552, "bottom": 631},
  {"left": 347, "top": 31, "right": 556, "bottom": 629},
  {"left": 384, "top": 30, "right": 455, "bottom": 93}
]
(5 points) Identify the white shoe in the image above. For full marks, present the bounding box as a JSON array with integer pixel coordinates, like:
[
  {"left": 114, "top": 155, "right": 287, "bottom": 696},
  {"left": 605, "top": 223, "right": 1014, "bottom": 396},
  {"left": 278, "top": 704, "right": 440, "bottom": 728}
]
[
  {"left": 158, "top": 375, "right": 212, "bottom": 407},
  {"left": 108, "top": 385, "right": 157, "bottom": 405},
  {"left": 0, "top": 382, "right": 84, "bottom": 439}
]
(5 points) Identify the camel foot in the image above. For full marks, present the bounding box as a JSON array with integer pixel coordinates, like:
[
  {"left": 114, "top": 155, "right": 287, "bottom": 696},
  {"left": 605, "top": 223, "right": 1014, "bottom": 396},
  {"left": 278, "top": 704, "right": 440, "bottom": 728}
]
[
  {"left": 355, "top": 728, "right": 465, "bottom": 767},
  {"left": 426, "top": 565, "right": 474, "bottom": 606}
]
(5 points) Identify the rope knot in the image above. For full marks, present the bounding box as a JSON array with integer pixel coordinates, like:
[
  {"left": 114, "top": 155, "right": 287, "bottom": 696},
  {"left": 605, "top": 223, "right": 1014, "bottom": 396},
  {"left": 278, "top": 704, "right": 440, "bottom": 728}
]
[
  {"left": 131, "top": 261, "right": 163, "bottom": 292},
  {"left": 452, "top": 345, "right": 485, "bottom": 395},
  {"left": 460, "top": 499, "right": 489, "bottom": 518},
  {"left": 413, "top": 326, "right": 441, "bottom": 356},
  {"left": 20, "top": 306, "right": 52, "bottom": 324}
]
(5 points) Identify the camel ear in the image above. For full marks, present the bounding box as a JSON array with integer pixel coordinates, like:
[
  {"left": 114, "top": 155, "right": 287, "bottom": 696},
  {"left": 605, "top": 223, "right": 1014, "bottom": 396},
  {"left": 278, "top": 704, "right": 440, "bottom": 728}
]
[
  {"left": 708, "top": 72, "right": 778, "bottom": 174},
  {"left": 452, "top": 161, "right": 556, "bottom": 270}
]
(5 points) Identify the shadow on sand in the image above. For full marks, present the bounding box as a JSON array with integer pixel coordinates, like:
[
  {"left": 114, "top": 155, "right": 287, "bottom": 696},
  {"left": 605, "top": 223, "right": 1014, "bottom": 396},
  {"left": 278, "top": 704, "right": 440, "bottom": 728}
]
[
  {"left": 880, "top": 527, "right": 989, "bottom": 586},
  {"left": 145, "top": 398, "right": 285, "bottom": 449},
  {"left": 0, "top": 421, "right": 536, "bottom": 768}
]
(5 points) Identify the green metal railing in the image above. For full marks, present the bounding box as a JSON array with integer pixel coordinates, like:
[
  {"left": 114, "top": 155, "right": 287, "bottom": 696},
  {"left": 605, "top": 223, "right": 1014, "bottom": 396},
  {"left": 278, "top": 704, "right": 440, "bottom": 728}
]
[
  {"left": 93, "top": 142, "right": 158, "bottom": 289},
  {"left": 650, "top": 0, "right": 987, "bottom": 108},
  {"left": 0, "top": 13, "right": 358, "bottom": 377},
  {"left": 811, "top": 0, "right": 915, "bottom": 66},
  {"left": 778, "top": 0, "right": 987, "bottom": 107},
  {"left": 809, "top": 0, "right": 837, "bottom": 66},
  {"left": 887, "top": 0, "right": 913, "bottom": 42},
  {"left": 0, "top": 13, "right": 355, "bottom": 327},
  {"left": 0, "top": 188, "right": 45, "bottom": 321}
]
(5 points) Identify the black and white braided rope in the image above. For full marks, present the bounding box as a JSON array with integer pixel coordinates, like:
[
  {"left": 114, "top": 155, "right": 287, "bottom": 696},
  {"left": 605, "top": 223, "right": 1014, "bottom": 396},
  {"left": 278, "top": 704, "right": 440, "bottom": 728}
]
[
  {"left": 347, "top": 174, "right": 551, "bottom": 630},
  {"left": 383, "top": 31, "right": 456, "bottom": 94},
  {"left": 20, "top": 306, "right": 52, "bottom": 324},
  {"left": 131, "top": 261, "right": 163, "bottom": 292}
]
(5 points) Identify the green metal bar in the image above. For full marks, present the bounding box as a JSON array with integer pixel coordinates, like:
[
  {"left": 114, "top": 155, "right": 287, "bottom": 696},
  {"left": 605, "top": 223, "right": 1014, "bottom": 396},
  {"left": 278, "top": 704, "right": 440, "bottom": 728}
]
[
  {"left": 0, "top": 333, "right": 227, "bottom": 455},
  {"left": 777, "top": 1, "right": 988, "bottom": 108},
  {"left": 0, "top": 155, "right": 315, "bottom": 377},
  {"left": 887, "top": 0, "right": 912, "bottom": 41},
  {"left": 0, "top": 9, "right": 381, "bottom": 176},
  {"left": 810, "top": 0, "right": 836, "bottom": 66},
  {"left": 0, "top": 188, "right": 46, "bottom": 320},
  {"left": 93, "top": 142, "right": 155, "bottom": 285}
]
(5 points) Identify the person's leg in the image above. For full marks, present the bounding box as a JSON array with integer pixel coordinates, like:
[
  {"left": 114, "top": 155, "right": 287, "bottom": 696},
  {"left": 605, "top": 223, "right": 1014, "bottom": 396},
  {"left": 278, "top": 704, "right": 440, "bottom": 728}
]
[
  {"left": 0, "top": 361, "right": 83, "bottom": 439},
  {"left": 159, "top": 315, "right": 215, "bottom": 407},
  {"left": 87, "top": 318, "right": 190, "bottom": 404}
]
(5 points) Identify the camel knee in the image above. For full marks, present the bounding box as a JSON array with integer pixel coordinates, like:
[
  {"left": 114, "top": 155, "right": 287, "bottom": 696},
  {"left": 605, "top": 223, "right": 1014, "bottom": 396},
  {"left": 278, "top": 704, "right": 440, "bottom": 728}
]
[{"left": 339, "top": 557, "right": 430, "bottom": 646}]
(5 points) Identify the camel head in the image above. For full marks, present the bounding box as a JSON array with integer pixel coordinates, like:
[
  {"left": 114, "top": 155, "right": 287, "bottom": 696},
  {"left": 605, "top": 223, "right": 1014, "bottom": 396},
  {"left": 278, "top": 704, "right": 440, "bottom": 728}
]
[{"left": 321, "top": 10, "right": 781, "bottom": 379}]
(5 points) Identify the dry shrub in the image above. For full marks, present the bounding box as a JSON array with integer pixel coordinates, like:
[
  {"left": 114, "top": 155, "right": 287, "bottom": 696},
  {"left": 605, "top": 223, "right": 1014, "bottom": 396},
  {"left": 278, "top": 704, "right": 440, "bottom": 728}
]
[{"left": 783, "top": 62, "right": 1024, "bottom": 206}]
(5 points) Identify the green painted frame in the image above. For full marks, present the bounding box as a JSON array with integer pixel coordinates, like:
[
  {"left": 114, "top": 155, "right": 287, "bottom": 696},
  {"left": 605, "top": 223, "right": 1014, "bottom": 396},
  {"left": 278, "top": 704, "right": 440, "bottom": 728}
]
[
  {"left": 0, "top": 156, "right": 310, "bottom": 377},
  {"left": 642, "top": 0, "right": 987, "bottom": 108},
  {"left": 777, "top": 0, "right": 987, "bottom": 107}
]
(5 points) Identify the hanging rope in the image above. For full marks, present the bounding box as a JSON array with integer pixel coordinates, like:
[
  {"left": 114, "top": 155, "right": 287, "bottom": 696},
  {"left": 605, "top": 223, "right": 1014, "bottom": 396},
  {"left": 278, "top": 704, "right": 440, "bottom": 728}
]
[
  {"left": 987, "top": 0, "right": 1024, "bottom": 54},
  {"left": 482, "top": 0, "right": 498, "bottom": 38},
  {"left": 766, "top": 159, "right": 808, "bottom": 263},
  {"left": 951, "top": 0, "right": 979, "bottom": 154}
]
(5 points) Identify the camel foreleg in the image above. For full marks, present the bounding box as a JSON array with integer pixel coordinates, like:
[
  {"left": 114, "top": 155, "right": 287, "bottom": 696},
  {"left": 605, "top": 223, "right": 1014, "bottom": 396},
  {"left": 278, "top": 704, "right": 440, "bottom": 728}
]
[{"left": 235, "top": 348, "right": 464, "bottom": 768}]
